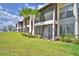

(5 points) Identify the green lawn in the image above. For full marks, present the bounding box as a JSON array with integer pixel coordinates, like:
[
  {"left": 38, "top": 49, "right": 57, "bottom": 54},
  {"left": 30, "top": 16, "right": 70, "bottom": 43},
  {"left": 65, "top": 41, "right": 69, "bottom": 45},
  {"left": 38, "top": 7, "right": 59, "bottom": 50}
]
[{"left": 0, "top": 32, "right": 79, "bottom": 56}]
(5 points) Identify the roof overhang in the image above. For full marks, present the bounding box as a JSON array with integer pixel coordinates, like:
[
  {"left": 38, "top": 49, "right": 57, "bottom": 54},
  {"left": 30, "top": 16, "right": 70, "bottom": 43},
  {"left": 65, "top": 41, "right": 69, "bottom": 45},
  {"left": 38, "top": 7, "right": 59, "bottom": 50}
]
[{"left": 38, "top": 3, "right": 55, "bottom": 11}]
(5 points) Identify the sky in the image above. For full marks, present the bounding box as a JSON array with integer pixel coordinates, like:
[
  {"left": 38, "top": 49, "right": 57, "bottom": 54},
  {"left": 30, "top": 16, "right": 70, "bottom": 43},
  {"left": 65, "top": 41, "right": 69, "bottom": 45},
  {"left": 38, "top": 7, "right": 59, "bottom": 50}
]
[
  {"left": 0, "top": 3, "right": 46, "bottom": 31},
  {"left": 0, "top": 3, "right": 46, "bottom": 15}
]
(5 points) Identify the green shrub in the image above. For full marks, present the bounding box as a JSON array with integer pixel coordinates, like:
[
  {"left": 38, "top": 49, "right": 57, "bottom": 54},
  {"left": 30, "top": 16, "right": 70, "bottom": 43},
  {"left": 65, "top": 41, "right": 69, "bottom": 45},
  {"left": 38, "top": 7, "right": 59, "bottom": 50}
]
[
  {"left": 59, "top": 34, "right": 79, "bottom": 45},
  {"left": 73, "top": 40, "right": 79, "bottom": 45},
  {"left": 59, "top": 34, "right": 75, "bottom": 43},
  {"left": 21, "top": 32, "right": 41, "bottom": 38},
  {"left": 21, "top": 32, "right": 29, "bottom": 36},
  {"left": 34, "top": 35, "right": 41, "bottom": 38},
  {"left": 60, "top": 37, "right": 73, "bottom": 43}
]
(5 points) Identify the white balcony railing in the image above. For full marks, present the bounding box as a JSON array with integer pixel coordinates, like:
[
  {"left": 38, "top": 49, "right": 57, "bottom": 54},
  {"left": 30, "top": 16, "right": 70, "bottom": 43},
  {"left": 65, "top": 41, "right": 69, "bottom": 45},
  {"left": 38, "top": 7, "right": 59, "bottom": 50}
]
[{"left": 34, "top": 20, "right": 54, "bottom": 26}]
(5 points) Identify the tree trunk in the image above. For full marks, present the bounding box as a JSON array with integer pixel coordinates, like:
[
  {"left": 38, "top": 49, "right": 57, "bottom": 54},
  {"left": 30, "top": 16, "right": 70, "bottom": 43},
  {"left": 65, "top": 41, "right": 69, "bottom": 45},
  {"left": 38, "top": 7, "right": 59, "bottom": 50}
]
[
  {"left": 23, "top": 19, "right": 25, "bottom": 32},
  {"left": 32, "top": 15, "right": 35, "bottom": 35},
  {"left": 25, "top": 19, "right": 27, "bottom": 32},
  {"left": 29, "top": 15, "right": 32, "bottom": 34}
]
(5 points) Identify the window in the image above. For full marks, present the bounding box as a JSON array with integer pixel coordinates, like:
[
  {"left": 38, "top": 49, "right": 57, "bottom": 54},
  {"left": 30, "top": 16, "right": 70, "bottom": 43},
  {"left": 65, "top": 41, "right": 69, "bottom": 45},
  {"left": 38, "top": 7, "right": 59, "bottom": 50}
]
[
  {"left": 73, "top": 4, "right": 79, "bottom": 16},
  {"left": 40, "top": 14, "right": 45, "bottom": 22},
  {"left": 66, "top": 24, "right": 74, "bottom": 34},
  {"left": 77, "top": 3, "right": 79, "bottom": 8},
  {"left": 66, "top": 10, "right": 73, "bottom": 17},
  {"left": 64, "top": 4, "right": 73, "bottom": 11},
  {"left": 55, "top": 24, "right": 57, "bottom": 36},
  {"left": 48, "top": 25, "right": 52, "bottom": 39},
  {"left": 44, "top": 11, "right": 53, "bottom": 21},
  {"left": 42, "top": 5, "right": 54, "bottom": 21},
  {"left": 60, "top": 12, "right": 66, "bottom": 19},
  {"left": 60, "top": 24, "right": 74, "bottom": 35},
  {"left": 60, "top": 4, "right": 73, "bottom": 19},
  {"left": 60, "top": 25, "right": 63, "bottom": 35},
  {"left": 60, "top": 10, "right": 73, "bottom": 19},
  {"left": 77, "top": 8, "right": 79, "bottom": 15}
]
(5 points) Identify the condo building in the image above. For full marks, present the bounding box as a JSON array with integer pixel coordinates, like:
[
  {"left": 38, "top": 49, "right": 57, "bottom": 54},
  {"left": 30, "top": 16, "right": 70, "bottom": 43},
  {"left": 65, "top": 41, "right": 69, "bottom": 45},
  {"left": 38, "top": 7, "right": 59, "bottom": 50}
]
[
  {"left": 16, "top": 21, "right": 23, "bottom": 32},
  {"left": 58, "top": 3, "right": 79, "bottom": 39},
  {"left": 16, "top": 15, "right": 34, "bottom": 33},
  {"left": 16, "top": 3, "right": 79, "bottom": 40},
  {"left": 34, "top": 3, "right": 58, "bottom": 40}
]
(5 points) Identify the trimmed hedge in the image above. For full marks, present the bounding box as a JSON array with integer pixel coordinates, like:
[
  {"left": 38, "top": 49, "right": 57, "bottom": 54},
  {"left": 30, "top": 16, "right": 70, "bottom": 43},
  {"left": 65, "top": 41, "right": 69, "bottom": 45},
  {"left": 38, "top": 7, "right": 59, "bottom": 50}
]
[
  {"left": 73, "top": 40, "right": 79, "bottom": 45},
  {"left": 59, "top": 34, "right": 79, "bottom": 45},
  {"left": 21, "top": 32, "right": 41, "bottom": 38},
  {"left": 22, "top": 33, "right": 79, "bottom": 45},
  {"left": 59, "top": 34, "right": 75, "bottom": 43}
]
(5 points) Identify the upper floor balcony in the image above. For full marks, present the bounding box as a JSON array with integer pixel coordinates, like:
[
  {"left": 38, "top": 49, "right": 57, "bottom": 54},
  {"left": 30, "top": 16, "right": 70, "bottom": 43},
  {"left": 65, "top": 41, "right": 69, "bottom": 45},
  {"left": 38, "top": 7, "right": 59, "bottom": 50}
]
[
  {"left": 35, "top": 11, "right": 57, "bottom": 23},
  {"left": 18, "top": 21, "right": 23, "bottom": 28},
  {"left": 35, "top": 3, "right": 57, "bottom": 24},
  {"left": 59, "top": 4, "right": 74, "bottom": 19}
]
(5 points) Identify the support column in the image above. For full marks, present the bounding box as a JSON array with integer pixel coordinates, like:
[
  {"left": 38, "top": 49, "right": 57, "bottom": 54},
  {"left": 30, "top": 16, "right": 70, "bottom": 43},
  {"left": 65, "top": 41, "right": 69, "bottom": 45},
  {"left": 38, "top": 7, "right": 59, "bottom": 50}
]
[
  {"left": 16, "top": 23, "right": 19, "bottom": 32},
  {"left": 73, "top": 3, "right": 78, "bottom": 39},
  {"left": 52, "top": 8, "right": 55, "bottom": 40}
]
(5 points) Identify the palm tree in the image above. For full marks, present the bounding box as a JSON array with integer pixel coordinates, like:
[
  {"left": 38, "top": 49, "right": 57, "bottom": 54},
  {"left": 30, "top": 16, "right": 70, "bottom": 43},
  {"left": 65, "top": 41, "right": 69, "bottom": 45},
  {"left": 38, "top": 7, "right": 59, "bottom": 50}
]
[
  {"left": 19, "top": 7, "right": 32, "bottom": 17},
  {"left": 19, "top": 7, "right": 32, "bottom": 32},
  {"left": 30, "top": 9, "right": 39, "bottom": 35},
  {"left": 19, "top": 7, "right": 39, "bottom": 35}
]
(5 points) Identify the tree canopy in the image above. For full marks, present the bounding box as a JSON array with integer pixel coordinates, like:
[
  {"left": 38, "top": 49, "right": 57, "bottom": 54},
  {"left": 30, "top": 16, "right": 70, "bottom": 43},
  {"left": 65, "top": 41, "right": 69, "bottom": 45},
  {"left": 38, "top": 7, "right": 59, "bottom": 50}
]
[{"left": 19, "top": 7, "right": 39, "bottom": 18}]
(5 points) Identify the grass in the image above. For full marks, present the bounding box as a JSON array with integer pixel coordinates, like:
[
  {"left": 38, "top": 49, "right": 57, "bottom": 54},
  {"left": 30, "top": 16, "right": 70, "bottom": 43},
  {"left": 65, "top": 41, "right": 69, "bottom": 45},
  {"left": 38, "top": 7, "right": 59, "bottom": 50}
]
[{"left": 0, "top": 32, "right": 79, "bottom": 56}]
